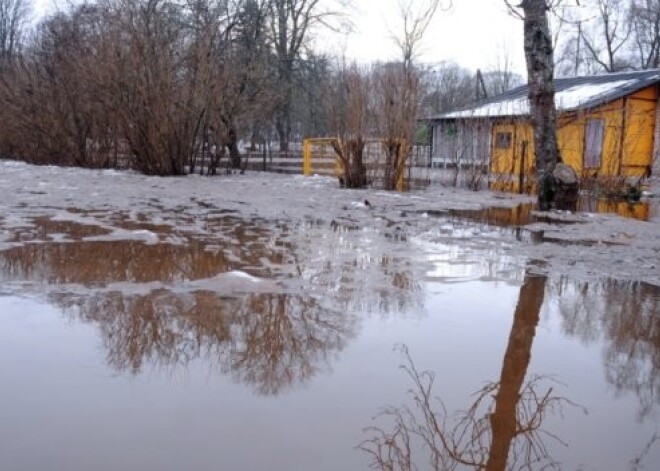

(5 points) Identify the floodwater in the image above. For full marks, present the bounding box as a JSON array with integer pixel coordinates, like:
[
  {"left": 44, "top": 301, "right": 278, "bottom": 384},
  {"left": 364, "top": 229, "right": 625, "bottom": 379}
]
[{"left": 1, "top": 208, "right": 659, "bottom": 471}]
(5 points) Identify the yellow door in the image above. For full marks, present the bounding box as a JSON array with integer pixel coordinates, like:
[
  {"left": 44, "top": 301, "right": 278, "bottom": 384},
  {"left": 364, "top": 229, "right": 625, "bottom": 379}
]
[
  {"left": 491, "top": 124, "right": 516, "bottom": 173},
  {"left": 514, "top": 124, "right": 535, "bottom": 194},
  {"left": 490, "top": 124, "right": 516, "bottom": 192}
]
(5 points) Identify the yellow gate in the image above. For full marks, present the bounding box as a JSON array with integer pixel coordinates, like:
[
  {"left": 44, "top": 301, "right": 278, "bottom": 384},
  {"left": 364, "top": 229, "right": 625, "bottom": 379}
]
[{"left": 303, "top": 137, "right": 406, "bottom": 190}]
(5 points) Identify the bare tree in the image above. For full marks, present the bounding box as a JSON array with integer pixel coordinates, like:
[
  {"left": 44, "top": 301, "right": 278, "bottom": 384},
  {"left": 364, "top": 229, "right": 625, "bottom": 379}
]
[
  {"left": 630, "top": 0, "right": 660, "bottom": 69},
  {"left": 579, "top": 0, "right": 633, "bottom": 72},
  {"left": 0, "top": 0, "right": 287, "bottom": 174},
  {"left": 392, "top": 0, "right": 450, "bottom": 72},
  {"left": 423, "top": 62, "right": 476, "bottom": 115},
  {"left": 372, "top": 0, "right": 448, "bottom": 191},
  {"left": 267, "top": 0, "right": 346, "bottom": 151},
  {"left": 484, "top": 44, "right": 525, "bottom": 95},
  {"left": 505, "top": 0, "right": 571, "bottom": 210},
  {"left": 0, "top": 0, "right": 30, "bottom": 66},
  {"left": 373, "top": 61, "right": 422, "bottom": 191},
  {"left": 325, "top": 62, "right": 371, "bottom": 188}
]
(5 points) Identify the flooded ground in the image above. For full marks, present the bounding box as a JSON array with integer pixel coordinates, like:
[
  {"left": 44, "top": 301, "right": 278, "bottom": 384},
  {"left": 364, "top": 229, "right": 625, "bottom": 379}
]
[{"left": 0, "top": 161, "right": 659, "bottom": 470}]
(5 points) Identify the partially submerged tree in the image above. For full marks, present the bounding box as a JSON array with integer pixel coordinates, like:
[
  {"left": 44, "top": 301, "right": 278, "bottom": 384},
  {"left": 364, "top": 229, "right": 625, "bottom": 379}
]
[
  {"left": 324, "top": 62, "right": 371, "bottom": 188},
  {"left": 374, "top": 0, "right": 449, "bottom": 191},
  {"left": 373, "top": 61, "right": 422, "bottom": 191},
  {"left": 505, "top": 0, "right": 576, "bottom": 210}
]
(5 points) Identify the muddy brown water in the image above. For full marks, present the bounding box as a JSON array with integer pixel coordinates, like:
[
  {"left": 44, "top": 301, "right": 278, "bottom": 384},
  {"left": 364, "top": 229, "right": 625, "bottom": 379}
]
[{"left": 0, "top": 212, "right": 658, "bottom": 471}]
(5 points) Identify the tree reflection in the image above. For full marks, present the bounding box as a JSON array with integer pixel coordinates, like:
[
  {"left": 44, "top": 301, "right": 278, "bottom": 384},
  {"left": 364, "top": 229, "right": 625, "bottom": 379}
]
[
  {"left": 0, "top": 217, "right": 427, "bottom": 393},
  {"left": 56, "top": 290, "right": 355, "bottom": 395},
  {"left": 0, "top": 241, "right": 234, "bottom": 284},
  {"left": 0, "top": 215, "right": 292, "bottom": 285},
  {"left": 362, "top": 273, "right": 580, "bottom": 470},
  {"left": 553, "top": 278, "right": 660, "bottom": 420},
  {"left": 226, "top": 294, "right": 352, "bottom": 395}
]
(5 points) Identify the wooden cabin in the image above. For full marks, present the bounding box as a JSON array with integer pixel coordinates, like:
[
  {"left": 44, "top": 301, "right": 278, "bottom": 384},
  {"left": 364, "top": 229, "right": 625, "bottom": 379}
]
[{"left": 428, "top": 70, "right": 660, "bottom": 193}]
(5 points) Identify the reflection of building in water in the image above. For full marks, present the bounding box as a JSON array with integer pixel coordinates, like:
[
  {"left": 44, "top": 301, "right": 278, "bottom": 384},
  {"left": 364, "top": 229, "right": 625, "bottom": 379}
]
[
  {"left": 577, "top": 197, "right": 652, "bottom": 221},
  {"left": 550, "top": 277, "right": 660, "bottom": 420}
]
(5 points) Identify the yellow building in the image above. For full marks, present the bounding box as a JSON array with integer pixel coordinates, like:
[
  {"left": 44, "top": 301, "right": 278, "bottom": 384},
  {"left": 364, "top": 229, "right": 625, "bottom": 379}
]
[{"left": 429, "top": 70, "right": 660, "bottom": 193}]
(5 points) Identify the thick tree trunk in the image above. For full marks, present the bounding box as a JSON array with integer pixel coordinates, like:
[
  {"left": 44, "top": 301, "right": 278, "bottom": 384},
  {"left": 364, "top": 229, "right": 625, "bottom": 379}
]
[
  {"left": 276, "top": 111, "right": 290, "bottom": 152},
  {"left": 520, "top": 0, "right": 563, "bottom": 210},
  {"left": 332, "top": 138, "right": 367, "bottom": 189},
  {"left": 227, "top": 126, "right": 241, "bottom": 169}
]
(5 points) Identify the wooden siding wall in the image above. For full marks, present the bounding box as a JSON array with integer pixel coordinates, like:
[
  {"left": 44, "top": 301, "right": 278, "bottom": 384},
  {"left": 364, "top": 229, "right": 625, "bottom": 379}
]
[
  {"left": 432, "top": 121, "right": 491, "bottom": 166},
  {"left": 487, "top": 85, "right": 658, "bottom": 192}
]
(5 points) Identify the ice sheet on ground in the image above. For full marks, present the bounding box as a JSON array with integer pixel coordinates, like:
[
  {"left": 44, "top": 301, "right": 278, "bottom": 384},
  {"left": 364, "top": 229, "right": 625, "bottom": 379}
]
[{"left": 0, "top": 161, "right": 658, "bottom": 287}]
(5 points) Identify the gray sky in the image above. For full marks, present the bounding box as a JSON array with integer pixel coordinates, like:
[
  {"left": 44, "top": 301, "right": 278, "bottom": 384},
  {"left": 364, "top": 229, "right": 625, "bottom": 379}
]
[
  {"left": 34, "top": 0, "right": 527, "bottom": 74},
  {"left": 318, "top": 0, "right": 526, "bottom": 74}
]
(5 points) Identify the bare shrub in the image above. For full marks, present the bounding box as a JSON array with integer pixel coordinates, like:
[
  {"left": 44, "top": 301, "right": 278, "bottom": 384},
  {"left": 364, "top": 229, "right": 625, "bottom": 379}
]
[{"left": 325, "top": 63, "right": 371, "bottom": 188}]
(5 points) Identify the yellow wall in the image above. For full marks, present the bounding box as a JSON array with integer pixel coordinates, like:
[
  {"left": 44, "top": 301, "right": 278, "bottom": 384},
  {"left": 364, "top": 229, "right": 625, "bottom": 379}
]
[
  {"left": 559, "top": 99, "right": 625, "bottom": 177},
  {"left": 489, "top": 85, "right": 658, "bottom": 192},
  {"left": 490, "top": 121, "right": 536, "bottom": 193},
  {"left": 622, "top": 89, "right": 657, "bottom": 176}
]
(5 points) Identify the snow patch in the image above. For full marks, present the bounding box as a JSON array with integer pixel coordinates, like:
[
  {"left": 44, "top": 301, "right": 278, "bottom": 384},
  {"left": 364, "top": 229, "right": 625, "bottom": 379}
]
[{"left": 444, "top": 79, "right": 639, "bottom": 118}]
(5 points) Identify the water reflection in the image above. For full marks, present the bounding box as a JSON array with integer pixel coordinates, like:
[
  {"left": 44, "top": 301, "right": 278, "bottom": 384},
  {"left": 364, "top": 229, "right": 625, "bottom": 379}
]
[
  {"left": 362, "top": 273, "right": 577, "bottom": 470},
  {"left": 55, "top": 290, "right": 354, "bottom": 395},
  {"left": 0, "top": 216, "right": 429, "bottom": 394},
  {"left": 0, "top": 241, "right": 243, "bottom": 284},
  {"left": 443, "top": 198, "right": 655, "bottom": 230},
  {"left": 577, "top": 197, "right": 656, "bottom": 221},
  {"left": 0, "top": 215, "right": 294, "bottom": 283},
  {"left": 552, "top": 278, "right": 660, "bottom": 420},
  {"left": 487, "top": 273, "right": 548, "bottom": 470}
]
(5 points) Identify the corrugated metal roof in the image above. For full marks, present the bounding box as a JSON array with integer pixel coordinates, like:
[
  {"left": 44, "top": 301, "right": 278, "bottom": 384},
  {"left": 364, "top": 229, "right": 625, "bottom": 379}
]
[{"left": 430, "top": 69, "right": 660, "bottom": 120}]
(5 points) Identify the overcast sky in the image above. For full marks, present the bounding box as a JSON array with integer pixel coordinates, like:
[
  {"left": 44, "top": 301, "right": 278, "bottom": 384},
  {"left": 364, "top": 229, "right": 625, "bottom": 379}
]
[
  {"left": 34, "top": 0, "right": 527, "bottom": 74},
  {"left": 318, "top": 0, "right": 526, "bottom": 74}
]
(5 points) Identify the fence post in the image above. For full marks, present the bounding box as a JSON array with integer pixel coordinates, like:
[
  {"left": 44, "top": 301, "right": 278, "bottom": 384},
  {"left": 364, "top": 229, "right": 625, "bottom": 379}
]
[
  {"left": 303, "top": 139, "right": 312, "bottom": 175},
  {"left": 519, "top": 141, "right": 527, "bottom": 194}
]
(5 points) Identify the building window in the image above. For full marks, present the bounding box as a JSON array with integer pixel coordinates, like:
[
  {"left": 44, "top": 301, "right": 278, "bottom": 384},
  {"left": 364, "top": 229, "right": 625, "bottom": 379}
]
[
  {"left": 495, "top": 132, "right": 512, "bottom": 149},
  {"left": 584, "top": 119, "right": 604, "bottom": 168}
]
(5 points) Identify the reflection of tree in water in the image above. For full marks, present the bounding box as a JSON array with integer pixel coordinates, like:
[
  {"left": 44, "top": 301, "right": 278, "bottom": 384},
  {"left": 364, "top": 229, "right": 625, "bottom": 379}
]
[
  {"left": 552, "top": 278, "right": 660, "bottom": 420},
  {"left": 1, "top": 216, "right": 426, "bottom": 394},
  {"left": 0, "top": 241, "right": 233, "bottom": 284},
  {"left": 56, "top": 290, "right": 356, "bottom": 395},
  {"left": 227, "top": 294, "right": 353, "bottom": 395},
  {"left": 0, "top": 217, "right": 425, "bottom": 315},
  {"left": 0, "top": 216, "right": 287, "bottom": 285},
  {"left": 362, "top": 273, "right": 581, "bottom": 470}
]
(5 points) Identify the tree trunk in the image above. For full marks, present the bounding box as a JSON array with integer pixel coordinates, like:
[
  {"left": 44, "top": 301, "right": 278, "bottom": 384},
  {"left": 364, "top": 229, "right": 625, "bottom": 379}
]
[
  {"left": 227, "top": 125, "right": 241, "bottom": 169},
  {"left": 520, "top": 0, "right": 563, "bottom": 210},
  {"left": 276, "top": 99, "right": 291, "bottom": 152},
  {"left": 333, "top": 138, "right": 367, "bottom": 189}
]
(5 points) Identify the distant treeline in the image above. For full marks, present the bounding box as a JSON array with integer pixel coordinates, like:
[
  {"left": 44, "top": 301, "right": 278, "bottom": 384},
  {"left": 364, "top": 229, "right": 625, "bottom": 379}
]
[{"left": 0, "top": 0, "right": 520, "bottom": 176}]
